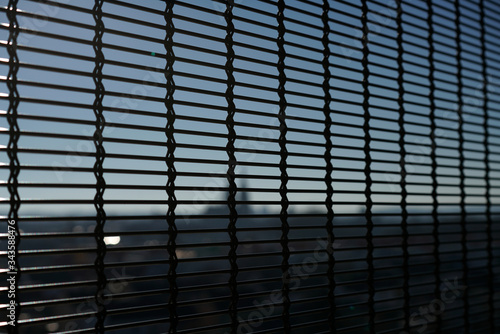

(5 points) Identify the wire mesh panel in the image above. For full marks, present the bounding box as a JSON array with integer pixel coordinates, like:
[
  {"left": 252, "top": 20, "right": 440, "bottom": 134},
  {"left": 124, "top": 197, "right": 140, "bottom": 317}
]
[{"left": 1, "top": 0, "right": 500, "bottom": 333}]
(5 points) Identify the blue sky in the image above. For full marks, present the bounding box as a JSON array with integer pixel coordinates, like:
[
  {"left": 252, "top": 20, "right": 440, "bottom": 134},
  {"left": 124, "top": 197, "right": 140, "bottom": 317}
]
[{"left": 1, "top": 0, "right": 499, "bottom": 219}]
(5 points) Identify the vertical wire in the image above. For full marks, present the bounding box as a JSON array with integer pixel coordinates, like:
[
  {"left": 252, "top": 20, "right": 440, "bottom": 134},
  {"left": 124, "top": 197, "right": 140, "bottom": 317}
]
[
  {"left": 6, "top": 1, "right": 20, "bottom": 333},
  {"left": 454, "top": 1, "right": 469, "bottom": 331},
  {"left": 427, "top": 0, "right": 442, "bottom": 331},
  {"left": 164, "top": 1, "right": 178, "bottom": 333},
  {"left": 479, "top": 0, "right": 494, "bottom": 331},
  {"left": 321, "top": 0, "right": 336, "bottom": 332},
  {"left": 92, "top": 0, "right": 107, "bottom": 332},
  {"left": 361, "top": 1, "right": 374, "bottom": 332},
  {"left": 224, "top": 1, "right": 239, "bottom": 332},
  {"left": 396, "top": 2, "right": 410, "bottom": 331},
  {"left": 277, "top": 0, "right": 290, "bottom": 332}
]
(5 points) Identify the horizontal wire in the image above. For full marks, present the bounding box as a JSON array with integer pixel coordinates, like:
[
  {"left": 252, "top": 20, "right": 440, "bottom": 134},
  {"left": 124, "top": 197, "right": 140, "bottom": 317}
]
[
  {"left": 18, "top": 265, "right": 480, "bottom": 319},
  {"left": 4, "top": 141, "right": 499, "bottom": 171},
  {"left": 0, "top": 0, "right": 497, "bottom": 332},
  {"left": 2, "top": 163, "right": 500, "bottom": 182},
  {"left": 2, "top": 261, "right": 490, "bottom": 312},
  {"left": 3, "top": 2, "right": 500, "bottom": 86},
  {"left": 0, "top": 232, "right": 480, "bottom": 258},
  {"left": 15, "top": 277, "right": 476, "bottom": 332},
  {"left": 3, "top": 181, "right": 493, "bottom": 195},
  {"left": 1, "top": 83, "right": 498, "bottom": 139},
  {"left": 0, "top": 245, "right": 488, "bottom": 280}
]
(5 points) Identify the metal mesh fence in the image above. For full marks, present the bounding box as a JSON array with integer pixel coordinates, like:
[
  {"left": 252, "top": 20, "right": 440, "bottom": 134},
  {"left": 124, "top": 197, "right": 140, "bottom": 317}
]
[{"left": 2, "top": 0, "right": 500, "bottom": 333}]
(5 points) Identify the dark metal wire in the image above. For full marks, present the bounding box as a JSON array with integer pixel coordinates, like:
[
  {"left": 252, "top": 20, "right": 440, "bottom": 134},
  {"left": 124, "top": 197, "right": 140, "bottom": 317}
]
[
  {"left": 361, "top": 1, "right": 375, "bottom": 333},
  {"left": 224, "top": 1, "right": 239, "bottom": 333},
  {"left": 277, "top": 0, "right": 290, "bottom": 332},
  {"left": 6, "top": 1, "right": 20, "bottom": 333},
  {"left": 3, "top": 3, "right": 494, "bottom": 91},
  {"left": 1, "top": 254, "right": 479, "bottom": 284},
  {"left": 427, "top": 0, "right": 442, "bottom": 331},
  {"left": 454, "top": 1, "right": 469, "bottom": 331},
  {"left": 480, "top": 0, "right": 494, "bottom": 331},
  {"left": 2, "top": 107, "right": 498, "bottom": 157},
  {"left": 3, "top": 1, "right": 499, "bottom": 332},
  {"left": 396, "top": 1, "right": 410, "bottom": 332},
  {"left": 321, "top": 0, "right": 336, "bottom": 332},
  {"left": 164, "top": 1, "right": 178, "bottom": 333},
  {"left": 92, "top": 0, "right": 107, "bottom": 332}
]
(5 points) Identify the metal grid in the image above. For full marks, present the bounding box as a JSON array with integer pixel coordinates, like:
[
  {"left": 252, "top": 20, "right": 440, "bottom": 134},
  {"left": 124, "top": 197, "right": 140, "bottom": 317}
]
[{"left": 1, "top": 0, "right": 500, "bottom": 333}]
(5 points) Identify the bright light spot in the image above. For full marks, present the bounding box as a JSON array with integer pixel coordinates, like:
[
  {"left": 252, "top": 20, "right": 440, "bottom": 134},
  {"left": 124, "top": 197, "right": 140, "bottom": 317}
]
[{"left": 104, "top": 236, "right": 120, "bottom": 245}]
